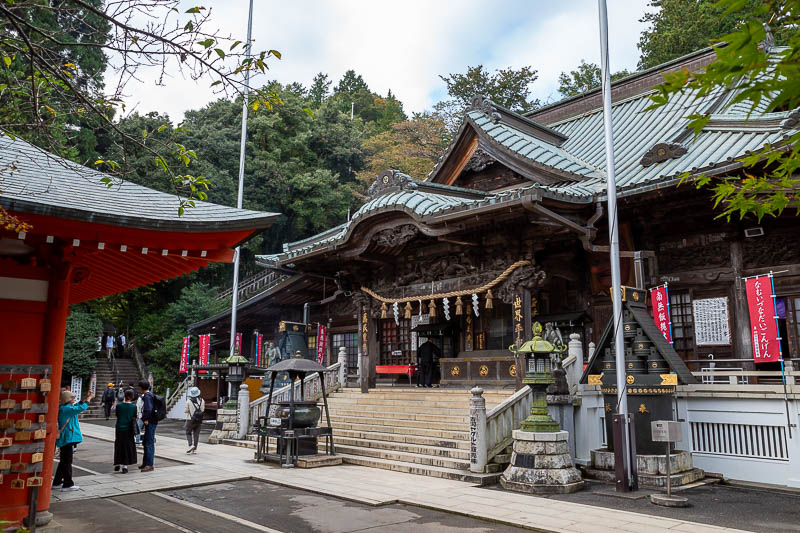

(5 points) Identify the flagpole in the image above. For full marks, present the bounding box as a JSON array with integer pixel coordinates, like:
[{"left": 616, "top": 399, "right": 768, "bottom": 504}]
[
  {"left": 229, "top": 0, "right": 255, "bottom": 358},
  {"left": 598, "top": 0, "right": 633, "bottom": 491}
]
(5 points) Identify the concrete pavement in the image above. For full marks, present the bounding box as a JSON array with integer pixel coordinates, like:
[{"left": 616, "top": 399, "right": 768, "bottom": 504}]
[{"left": 44, "top": 421, "right": 759, "bottom": 533}]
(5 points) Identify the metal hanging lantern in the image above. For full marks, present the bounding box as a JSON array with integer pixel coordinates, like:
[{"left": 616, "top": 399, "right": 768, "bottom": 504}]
[{"left": 510, "top": 322, "right": 560, "bottom": 433}]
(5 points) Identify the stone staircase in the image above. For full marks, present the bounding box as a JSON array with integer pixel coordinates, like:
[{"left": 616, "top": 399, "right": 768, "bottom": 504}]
[
  {"left": 81, "top": 357, "right": 143, "bottom": 419},
  {"left": 226, "top": 387, "right": 514, "bottom": 484}
]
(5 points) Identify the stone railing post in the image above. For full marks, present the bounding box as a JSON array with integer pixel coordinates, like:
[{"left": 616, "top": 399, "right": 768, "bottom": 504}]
[
  {"left": 337, "top": 346, "right": 347, "bottom": 386},
  {"left": 237, "top": 383, "right": 249, "bottom": 439},
  {"left": 564, "top": 333, "right": 584, "bottom": 394},
  {"left": 469, "top": 386, "right": 487, "bottom": 473}
]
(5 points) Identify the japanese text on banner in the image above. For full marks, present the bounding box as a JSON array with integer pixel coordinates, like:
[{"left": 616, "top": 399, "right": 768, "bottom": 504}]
[
  {"left": 256, "top": 334, "right": 263, "bottom": 366},
  {"left": 745, "top": 276, "right": 781, "bottom": 363},
  {"left": 198, "top": 334, "right": 210, "bottom": 374},
  {"left": 649, "top": 286, "right": 671, "bottom": 343},
  {"left": 316, "top": 324, "right": 327, "bottom": 365},
  {"left": 179, "top": 336, "right": 190, "bottom": 374}
]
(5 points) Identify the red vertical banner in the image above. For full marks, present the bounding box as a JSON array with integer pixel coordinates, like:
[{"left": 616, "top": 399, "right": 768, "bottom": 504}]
[
  {"left": 649, "top": 285, "right": 672, "bottom": 343},
  {"left": 316, "top": 324, "right": 327, "bottom": 365},
  {"left": 198, "top": 334, "right": 210, "bottom": 374},
  {"left": 256, "top": 333, "right": 264, "bottom": 367},
  {"left": 179, "top": 336, "right": 190, "bottom": 374},
  {"left": 234, "top": 332, "right": 242, "bottom": 355},
  {"left": 745, "top": 275, "right": 781, "bottom": 363}
]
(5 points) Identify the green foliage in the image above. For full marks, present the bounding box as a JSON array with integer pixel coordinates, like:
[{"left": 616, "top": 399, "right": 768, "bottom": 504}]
[
  {"left": 648, "top": 0, "right": 800, "bottom": 220},
  {"left": 63, "top": 309, "right": 102, "bottom": 380},
  {"left": 132, "top": 283, "right": 229, "bottom": 392},
  {"left": 308, "top": 72, "right": 331, "bottom": 108},
  {"left": 557, "top": 61, "right": 631, "bottom": 98},
  {"left": 637, "top": 0, "right": 773, "bottom": 70}
]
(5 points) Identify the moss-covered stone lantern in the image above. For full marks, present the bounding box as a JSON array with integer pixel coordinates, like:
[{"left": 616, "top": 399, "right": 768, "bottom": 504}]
[
  {"left": 511, "top": 322, "right": 560, "bottom": 433},
  {"left": 223, "top": 354, "right": 249, "bottom": 408}
]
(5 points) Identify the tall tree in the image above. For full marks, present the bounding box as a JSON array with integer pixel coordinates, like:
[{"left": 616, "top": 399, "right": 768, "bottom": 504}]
[
  {"left": 334, "top": 69, "right": 369, "bottom": 95},
  {"left": 638, "top": 0, "right": 772, "bottom": 70},
  {"left": 308, "top": 72, "right": 331, "bottom": 107},
  {"left": 558, "top": 61, "right": 631, "bottom": 98},
  {"left": 648, "top": 0, "right": 800, "bottom": 219}
]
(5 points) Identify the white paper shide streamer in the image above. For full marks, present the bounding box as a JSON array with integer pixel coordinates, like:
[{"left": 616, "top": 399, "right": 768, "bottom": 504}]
[
  {"left": 393, "top": 301, "right": 400, "bottom": 325},
  {"left": 472, "top": 293, "right": 479, "bottom": 317},
  {"left": 442, "top": 297, "right": 450, "bottom": 321}
]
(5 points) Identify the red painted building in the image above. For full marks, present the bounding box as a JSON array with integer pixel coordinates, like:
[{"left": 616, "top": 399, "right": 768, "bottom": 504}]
[{"left": 0, "top": 137, "right": 277, "bottom": 527}]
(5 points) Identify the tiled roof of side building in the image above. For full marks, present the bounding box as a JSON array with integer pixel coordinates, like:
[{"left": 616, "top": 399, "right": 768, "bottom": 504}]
[{"left": 0, "top": 136, "right": 279, "bottom": 232}]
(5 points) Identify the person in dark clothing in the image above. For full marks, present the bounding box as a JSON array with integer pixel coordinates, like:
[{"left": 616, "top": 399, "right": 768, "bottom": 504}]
[
  {"left": 101, "top": 383, "right": 116, "bottom": 419},
  {"left": 417, "top": 338, "right": 441, "bottom": 388},
  {"left": 137, "top": 380, "right": 157, "bottom": 472},
  {"left": 113, "top": 389, "right": 138, "bottom": 473}
]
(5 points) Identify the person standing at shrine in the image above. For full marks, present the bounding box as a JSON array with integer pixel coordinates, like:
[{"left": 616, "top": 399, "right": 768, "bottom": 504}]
[
  {"left": 119, "top": 333, "right": 127, "bottom": 357},
  {"left": 137, "top": 380, "right": 158, "bottom": 471},
  {"left": 113, "top": 389, "right": 137, "bottom": 473},
  {"left": 184, "top": 387, "right": 205, "bottom": 454},
  {"left": 101, "top": 382, "right": 116, "bottom": 419},
  {"left": 105, "top": 334, "right": 115, "bottom": 360},
  {"left": 417, "top": 337, "right": 441, "bottom": 388},
  {"left": 53, "top": 388, "right": 94, "bottom": 491}
]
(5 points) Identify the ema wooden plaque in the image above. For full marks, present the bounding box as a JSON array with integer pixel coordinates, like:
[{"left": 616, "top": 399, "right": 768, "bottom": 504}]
[
  {"left": 21, "top": 399, "right": 33, "bottom": 410},
  {"left": 33, "top": 429, "right": 46, "bottom": 440},
  {"left": 38, "top": 379, "right": 51, "bottom": 392},
  {"left": 15, "top": 419, "right": 31, "bottom": 430},
  {"left": 27, "top": 476, "right": 42, "bottom": 487},
  {"left": 0, "top": 437, "right": 12, "bottom": 447},
  {"left": 0, "top": 473, "right": 2, "bottom": 484},
  {"left": 38, "top": 415, "right": 45, "bottom": 423},
  {"left": 20, "top": 378, "right": 36, "bottom": 390},
  {"left": 10, "top": 478, "right": 25, "bottom": 489},
  {"left": 0, "top": 459, "right": 11, "bottom": 469},
  {"left": 31, "top": 452, "right": 43, "bottom": 464},
  {"left": 11, "top": 463, "right": 25, "bottom": 473},
  {"left": 2, "top": 380, "right": 16, "bottom": 390},
  {"left": 0, "top": 399, "right": 16, "bottom": 409},
  {"left": 14, "top": 431, "right": 31, "bottom": 441},
  {"left": 0, "top": 418, "right": 13, "bottom": 429}
]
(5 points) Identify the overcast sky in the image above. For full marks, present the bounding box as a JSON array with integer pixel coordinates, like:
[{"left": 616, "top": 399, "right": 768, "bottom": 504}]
[{"left": 112, "top": 0, "right": 655, "bottom": 121}]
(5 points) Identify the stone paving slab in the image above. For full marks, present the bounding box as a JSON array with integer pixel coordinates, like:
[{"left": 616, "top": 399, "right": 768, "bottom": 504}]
[{"left": 50, "top": 423, "right": 754, "bottom": 533}]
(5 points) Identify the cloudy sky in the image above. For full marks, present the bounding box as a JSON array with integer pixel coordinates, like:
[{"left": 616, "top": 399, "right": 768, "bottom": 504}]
[{"left": 113, "top": 0, "right": 655, "bottom": 120}]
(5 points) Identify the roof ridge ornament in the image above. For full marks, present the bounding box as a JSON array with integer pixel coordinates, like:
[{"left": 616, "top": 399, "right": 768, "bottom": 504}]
[
  {"left": 470, "top": 95, "right": 502, "bottom": 124},
  {"left": 781, "top": 110, "right": 800, "bottom": 130},
  {"left": 640, "top": 142, "right": 687, "bottom": 167},
  {"left": 367, "top": 169, "right": 417, "bottom": 200}
]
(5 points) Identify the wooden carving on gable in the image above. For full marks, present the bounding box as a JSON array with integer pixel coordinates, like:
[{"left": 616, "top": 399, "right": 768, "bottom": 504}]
[{"left": 366, "top": 170, "right": 417, "bottom": 200}]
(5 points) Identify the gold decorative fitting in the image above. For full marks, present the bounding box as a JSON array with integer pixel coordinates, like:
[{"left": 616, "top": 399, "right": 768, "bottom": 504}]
[
  {"left": 428, "top": 300, "right": 436, "bottom": 318},
  {"left": 466, "top": 304, "right": 472, "bottom": 316},
  {"left": 455, "top": 296, "right": 463, "bottom": 315},
  {"left": 279, "top": 321, "right": 286, "bottom": 332},
  {"left": 509, "top": 365, "right": 517, "bottom": 377},
  {"left": 450, "top": 366, "right": 460, "bottom": 376},
  {"left": 626, "top": 375, "right": 635, "bottom": 385},
  {"left": 605, "top": 403, "right": 611, "bottom": 413},
  {"left": 485, "top": 290, "right": 493, "bottom": 309},
  {"left": 404, "top": 302, "right": 412, "bottom": 319},
  {"left": 660, "top": 373, "right": 678, "bottom": 386},
  {"left": 479, "top": 365, "right": 489, "bottom": 377},
  {"left": 638, "top": 403, "right": 649, "bottom": 414},
  {"left": 588, "top": 374, "right": 603, "bottom": 386}
]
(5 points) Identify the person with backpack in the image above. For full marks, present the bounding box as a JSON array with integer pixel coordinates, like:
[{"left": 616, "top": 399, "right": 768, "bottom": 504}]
[
  {"left": 101, "top": 383, "right": 115, "bottom": 419},
  {"left": 137, "top": 380, "right": 165, "bottom": 472},
  {"left": 184, "top": 387, "right": 205, "bottom": 454},
  {"left": 53, "top": 388, "right": 94, "bottom": 491},
  {"left": 113, "top": 389, "right": 137, "bottom": 473}
]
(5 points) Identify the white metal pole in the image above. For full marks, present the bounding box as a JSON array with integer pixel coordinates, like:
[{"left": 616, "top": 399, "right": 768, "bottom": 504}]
[
  {"left": 230, "top": 0, "right": 255, "bottom": 357},
  {"left": 597, "top": 0, "right": 632, "bottom": 488}
]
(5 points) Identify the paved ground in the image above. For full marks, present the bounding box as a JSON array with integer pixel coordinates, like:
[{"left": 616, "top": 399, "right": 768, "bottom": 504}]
[
  {"left": 44, "top": 421, "right": 779, "bottom": 533},
  {"left": 61, "top": 435, "right": 184, "bottom": 477}
]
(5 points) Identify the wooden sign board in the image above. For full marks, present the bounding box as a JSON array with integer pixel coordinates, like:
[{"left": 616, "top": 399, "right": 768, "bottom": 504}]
[
  {"left": 0, "top": 437, "right": 12, "bottom": 447},
  {"left": 15, "top": 419, "right": 31, "bottom": 430},
  {"left": 38, "top": 415, "right": 45, "bottom": 423},
  {"left": 0, "top": 459, "right": 11, "bottom": 469},
  {"left": 20, "top": 378, "right": 37, "bottom": 390},
  {"left": 2, "top": 380, "right": 16, "bottom": 390},
  {"left": 10, "top": 478, "right": 25, "bottom": 489},
  {"left": 39, "top": 379, "right": 51, "bottom": 392},
  {"left": 21, "top": 399, "right": 33, "bottom": 410},
  {"left": 27, "top": 476, "right": 43, "bottom": 487},
  {"left": 31, "top": 452, "right": 43, "bottom": 464},
  {"left": 14, "top": 431, "right": 31, "bottom": 441},
  {"left": 33, "top": 429, "right": 46, "bottom": 440},
  {"left": 11, "top": 462, "right": 25, "bottom": 473},
  {"left": 0, "top": 399, "right": 16, "bottom": 409},
  {"left": 0, "top": 419, "right": 13, "bottom": 429}
]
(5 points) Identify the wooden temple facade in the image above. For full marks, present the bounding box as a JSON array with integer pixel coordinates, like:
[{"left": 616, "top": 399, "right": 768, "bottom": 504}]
[{"left": 192, "top": 47, "right": 800, "bottom": 389}]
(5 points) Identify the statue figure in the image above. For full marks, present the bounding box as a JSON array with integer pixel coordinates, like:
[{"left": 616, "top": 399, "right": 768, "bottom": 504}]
[
  {"left": 266, "top": 341, "right": 281, "bottom": 367},
  {"left": 545, "top": 322, "right": 565, "bottom": 352}
]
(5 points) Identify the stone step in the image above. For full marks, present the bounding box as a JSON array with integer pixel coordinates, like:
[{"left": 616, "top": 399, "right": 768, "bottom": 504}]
[
  {"left": 328, "top": 414, "right": 466, "bottom": 432},
  {"left": 336, "top": 453, "right": 501, "bottom": 485},
  {"left": 332, "top": 443, "right": 475, "bottom": 471},
  {"left": 333, "top": 391, "right": 511, "bottom": 402},
  {"left": 332, "top": 436, "right": 470, "bottom": 461},
  {"left": 332, "top": 428, "right": 470, "bottom": 450},
  {"left": 325, "top": 397, "right": 479, "bottom": 410},
  {"left": 326, "top": 408, "right": 470, "bottom": 424},
  {"left": 329, "top": 420, "right": 469, "bottom": 441}
]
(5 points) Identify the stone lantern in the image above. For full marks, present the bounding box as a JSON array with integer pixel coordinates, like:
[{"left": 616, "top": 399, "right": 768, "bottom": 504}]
[
  {"left": 513, "top": 323, "right": 560, "bottom": 433},
  {"left": 223, "top": 354, "right": 248, "bottom": 408}
]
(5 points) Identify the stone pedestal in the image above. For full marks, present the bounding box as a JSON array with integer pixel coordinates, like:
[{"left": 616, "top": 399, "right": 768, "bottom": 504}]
[
  {"left": 500, "top": 430, "right": 584, "bottom": 494},
  {"left": 583, "top": 448, "right": 704, "bottom": 488},
  {"left": 208, "top": 408, "right": 238, "bottom": 444}
]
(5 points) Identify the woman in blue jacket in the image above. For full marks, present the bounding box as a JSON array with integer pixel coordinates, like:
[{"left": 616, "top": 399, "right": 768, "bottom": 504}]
[{"left": 53, "top": 388, "right": 94, "bottom": 491}]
